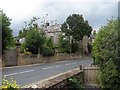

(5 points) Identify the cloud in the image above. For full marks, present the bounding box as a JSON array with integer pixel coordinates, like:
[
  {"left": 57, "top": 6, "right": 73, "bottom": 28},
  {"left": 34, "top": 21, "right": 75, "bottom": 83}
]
[{"left": 0, "top": 0, "right": 118, "bottom": 36}]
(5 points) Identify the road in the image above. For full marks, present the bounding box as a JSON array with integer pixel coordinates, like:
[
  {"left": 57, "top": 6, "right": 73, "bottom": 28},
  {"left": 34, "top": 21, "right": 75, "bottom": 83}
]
[{"left": 2, "top": 56, "right": 93, "bottom": 86}]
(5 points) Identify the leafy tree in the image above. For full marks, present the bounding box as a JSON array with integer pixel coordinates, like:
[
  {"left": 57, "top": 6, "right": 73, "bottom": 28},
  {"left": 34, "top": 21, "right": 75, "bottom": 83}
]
[
  {"left": 41, "top": 46, "right": 54, "bottom": 57},
  {"left": 62, "top": 14, "right": 92, "bottom": 53},
  {"left": 18, "top": 17, "right": 40, "bottom": 38},
  {"left": 45, "top": 38, "right": 54, "bottom": 49},
  {"left": 19, "top": 17, "right": 56, "bottom": 56},
  {"left": 62, "top": 14, "right": 92, "bottom": 41},
  {"left": 18, "top": 17, "right": 45, "bottom": 54},
  {"left": 25, "top": 30, "right": 45, "bottom": 54},
  {"left": 92, "top": 19, "right": 120, "bottom": 88},
  {"left": 0, "top": 10, "right": 14, "bottom": 54},
  {"left": 58, "top": 34, "right": 71, "bottom": 53},
  {"left": 41, "top": 37, "right": 55, "bottom": 57}
]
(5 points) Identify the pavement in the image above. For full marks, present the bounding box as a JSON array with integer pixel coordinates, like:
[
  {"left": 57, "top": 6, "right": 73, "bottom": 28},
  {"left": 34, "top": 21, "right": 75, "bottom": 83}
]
[{"left": 2, "top": 56, "right": 93, "bottom": 86}]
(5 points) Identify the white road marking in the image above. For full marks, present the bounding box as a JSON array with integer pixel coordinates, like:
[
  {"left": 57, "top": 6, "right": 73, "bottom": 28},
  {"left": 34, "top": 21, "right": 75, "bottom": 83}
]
[
  {"left": 19, "top": 70, "right": 35, "bottom": 74},
  {"left": 42, "top": 65, "right": 61, "bottom": 69},
  {"left": 4, "top": 70, "right": 35, "bottom": 77},
  {"left": 55, "top": 65, "right": 61, "bottom": 67},
  {"left": 54, "top": 61, "right": 68, "bottom": 63},
  {"left": 72, "top": 62, "right": 77, "bottom": 64},
  {"left": 2, "top": 63, "right": 44, "bottom": 69},
  {"left": 80, "top": 61, "right": 86, "bottom": 62},
  {"left": 65, "top": 63, "right": 71, "bottom": 66},
  {"left": 42, "top": 66, "right": 54, "bottom": 70}
]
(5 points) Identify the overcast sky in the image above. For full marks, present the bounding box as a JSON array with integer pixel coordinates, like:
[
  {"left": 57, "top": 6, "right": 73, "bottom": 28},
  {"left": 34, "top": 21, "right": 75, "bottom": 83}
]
[{"left": 0, "top": 0, "right": 119, "bottom": 36}]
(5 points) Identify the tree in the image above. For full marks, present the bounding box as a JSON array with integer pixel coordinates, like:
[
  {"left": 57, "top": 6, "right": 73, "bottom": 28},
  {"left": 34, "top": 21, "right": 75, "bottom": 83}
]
[
  {"left": 19, "top": 17, "right": 55, "bottom": 56},
  {"left": 45, "top": 38, "right": 54, "bottom": 49},
  {"left": 58, "top": 34, "right": 71, "bottom": 53},
  {"left": 41, "top": 37, "right": 55, "bottom": 57},
  {"left": 92, "top": 19, "right": 120, "bottom": 88},
  {"left": 62, "top": 14, "right": 92, "bottom": 41},
  {"left": 25, "top": 30, "right": 45, "bottom": 54},
  {"left": 62, "top": 14, "right": 92, "bottom": 53},
  {"left": 18, "top": 17, "right": 40, "bottom": 38},
  {"left": 0, "top": 10, "right": 14, "bottom": 54}
]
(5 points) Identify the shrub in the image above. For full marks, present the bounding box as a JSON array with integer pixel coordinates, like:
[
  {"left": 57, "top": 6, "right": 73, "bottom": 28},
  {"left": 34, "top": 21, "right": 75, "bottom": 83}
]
[
  {"left": 41, "top": 46, "right": 54, "bottom": 57},
  {"left": 71, "top": 43, "right": 79, "bottom": 53},
  {"left": 24, "top": 51, "right": 32, "bottom": 55},
  {"left": 67, "top": 76, "right": 84, "bottom": 90},
  {"left": 57, "top": 34, "right": 71, "bottom": 53},
  {"left": 20, "top": 43, "right": 25, "bottom": 53},
  {"left": 92, "top": 19, "right": 120, "bottom": 88},
  {"left": 1, "top": 77, "right": 20, "bottom": 89}
]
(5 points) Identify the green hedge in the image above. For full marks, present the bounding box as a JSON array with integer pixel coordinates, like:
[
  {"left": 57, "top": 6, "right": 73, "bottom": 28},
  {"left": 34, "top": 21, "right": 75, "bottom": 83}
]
[{"left": 92, "top": 19, "right": 120, "bottom": 88}]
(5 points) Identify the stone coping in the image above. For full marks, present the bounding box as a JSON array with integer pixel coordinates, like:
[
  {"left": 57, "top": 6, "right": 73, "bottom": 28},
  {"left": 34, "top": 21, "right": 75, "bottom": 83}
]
[{"left": 22, "top": 68, "right": 81, "bottom": 88}]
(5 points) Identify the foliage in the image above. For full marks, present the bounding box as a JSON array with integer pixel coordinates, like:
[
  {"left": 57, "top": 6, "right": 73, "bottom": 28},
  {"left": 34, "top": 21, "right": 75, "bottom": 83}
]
[
  {"left": 20, "top": 43, "right": 25, "bottom": 53},
  {"left": 92, "top": 19, "right": 120, "bottom": 89},
  {"left": 41, "top": 45, "right": 54, "bottom": 57},
  {"left": 61, "top": 14, "right": 92, "bottom": 53},
  {"left": 62, "top": 14, "right": 92, "bottom": 41},
  {"left": 18, "top": 29, "right": 28, "bottom": 38},
  {"left": 19, "top": 17, "right": 45, "bottom": 54},
  {"left": 1, "top": 77, "right": 20, "bottom": 89},
  {"left": 71, "top": 43, "right": 79, "bottom": 53},
  {"left": 18, "top": 17, "right": 40, "bottom": 38},
  {"left": 57, "top": 34, "right": 71, "bottom": 53},
  {"left": 67, "top": 76, "right": 84, "bottom": 90},
  {"left": 0, "top": 10, "right": 15, "bottom": 54},
  {"left": 25, "top": 30, "right": 45, "bottom": 54},
  {"left": 19, "top": 17, "right": 55, "bottom": 56},
  {"left": 40, "top": 37, "right": 55, "bottom": 57},
  {"left": 45, "top": 38, "right": 54, "bottom": 49},
  {"left": 24, "top": 51, "right": 32, "bottom": 55}
]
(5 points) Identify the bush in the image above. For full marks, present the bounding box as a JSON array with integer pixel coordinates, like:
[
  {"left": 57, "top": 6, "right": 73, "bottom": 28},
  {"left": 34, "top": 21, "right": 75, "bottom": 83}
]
[
  {"left": 92, "top": 19, "right": 120, "bottom": 88},
  {"left": 24, "top": 51, "right": 32, "bottom": 55},
  {"left": 41, "top": 46, "right": 54, "bottom": 57},
  {"left": 1, "top": 77, "right": 20, "bottom": 89},
  {"left": 67, "top": 76, "right": 84, "bottom": 90},
  {"left": 71, "top": 43, "right": 79, "bottom": 53},
  {"left": 58, "top": 34, "right": 71, "bottom": 53},
  {"left": 20, "top": 43, "right": 25, "bottom": 53}
]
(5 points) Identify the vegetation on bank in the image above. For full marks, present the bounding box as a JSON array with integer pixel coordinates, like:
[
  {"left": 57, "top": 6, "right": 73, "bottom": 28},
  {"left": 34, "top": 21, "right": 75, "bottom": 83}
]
[
  {"left": 92, "top": 19, "right": 120, "bottom": 89},
  {"left": 1, "top": 77, "right": 20, "bottom": 90},
  {"left": 67, "top": 76, "right": 84, "bottom": 90}
]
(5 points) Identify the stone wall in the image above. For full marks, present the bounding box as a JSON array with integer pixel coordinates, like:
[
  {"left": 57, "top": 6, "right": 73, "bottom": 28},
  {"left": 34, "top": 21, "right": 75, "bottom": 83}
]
[
  {"left": 83, "top": 65, "right": 99, "bottom": 84},
  {"left": 22, "top": 68, "right": 83, "bottom": 89},
  {"left": 3, "top": 49, "right": 17, "bottom": 66},
  {"left": 22, "top": 65, "right": 99, "bottom": 89},
  {"left": 18, "top": 53, "right": 81, "bottom": 66}
]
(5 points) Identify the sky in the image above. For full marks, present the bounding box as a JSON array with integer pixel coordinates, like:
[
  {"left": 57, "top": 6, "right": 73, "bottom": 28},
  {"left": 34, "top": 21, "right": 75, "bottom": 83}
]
[{"left": 0, "top": 0, "right": 119, "bottom": 36}]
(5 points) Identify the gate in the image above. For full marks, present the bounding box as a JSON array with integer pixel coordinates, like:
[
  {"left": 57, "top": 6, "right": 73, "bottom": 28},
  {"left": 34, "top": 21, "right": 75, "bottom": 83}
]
[{"left": 4, "top": 49, "right": 17, "bottom": 66}]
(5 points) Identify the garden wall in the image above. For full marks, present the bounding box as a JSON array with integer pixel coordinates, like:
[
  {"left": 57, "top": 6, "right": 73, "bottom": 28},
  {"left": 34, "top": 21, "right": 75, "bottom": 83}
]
[{"left": 18, "top": 53, "right": 81, "bottom": 66}]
